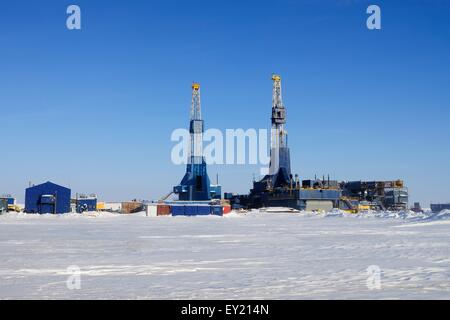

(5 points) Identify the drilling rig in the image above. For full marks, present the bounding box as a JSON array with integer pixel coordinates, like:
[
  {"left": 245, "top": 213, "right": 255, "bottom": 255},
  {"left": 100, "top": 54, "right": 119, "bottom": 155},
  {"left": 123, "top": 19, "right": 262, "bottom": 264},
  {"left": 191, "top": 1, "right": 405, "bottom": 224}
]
[
  {"left": 254, "top": 74, "right": 292, "bottom": 191},
  {"left": 230, "top": 74, "right": 342, "bottom": 211},
  {"left": 173, "top": 83, "right": 221, "bottom": 201},
  {"left": 225, "top": 74, "right": 409, "bottom": 212}
]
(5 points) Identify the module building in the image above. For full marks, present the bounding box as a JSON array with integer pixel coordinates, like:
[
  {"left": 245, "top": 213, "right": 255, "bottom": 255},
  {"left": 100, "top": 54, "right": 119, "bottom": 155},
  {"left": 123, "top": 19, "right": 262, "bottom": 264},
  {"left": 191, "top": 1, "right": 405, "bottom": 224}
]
[
  {"left": 431, "top": 203, "right": 450, "bottom": 213},
  {"left": 25, "top": 181, "right": 71, "bottom": 214},
  {"left": 0, "top": 194, "right": 18, "bottom": 212},
  {"left": 74, "top": 194, "right": 98, "bottom": 213},
  {"left": 0, "top": 199, "right": 7, "bottom": 214}
]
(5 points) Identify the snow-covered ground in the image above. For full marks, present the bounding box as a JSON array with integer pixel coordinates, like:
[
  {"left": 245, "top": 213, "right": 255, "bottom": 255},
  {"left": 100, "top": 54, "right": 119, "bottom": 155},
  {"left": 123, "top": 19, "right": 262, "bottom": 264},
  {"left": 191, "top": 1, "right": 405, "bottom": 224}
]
[{"left": 1, "top": 210, "right": 450, "bottom": 299}]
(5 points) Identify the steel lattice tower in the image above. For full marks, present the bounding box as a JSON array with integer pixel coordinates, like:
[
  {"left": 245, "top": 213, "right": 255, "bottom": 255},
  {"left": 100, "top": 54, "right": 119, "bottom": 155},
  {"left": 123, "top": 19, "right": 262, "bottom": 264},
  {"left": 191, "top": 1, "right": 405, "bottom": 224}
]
[
  {"left": 271, "top": 74, "right": 287, "bottom": 150},
  {"left": 189, "top": 83, "right": 203, "bottom": 165},
  {"left": 173, "top": 83, "right": 212, "bottom": 201},
  {"left": 269, "top": 74, "right": 291, "bottom": 179}
]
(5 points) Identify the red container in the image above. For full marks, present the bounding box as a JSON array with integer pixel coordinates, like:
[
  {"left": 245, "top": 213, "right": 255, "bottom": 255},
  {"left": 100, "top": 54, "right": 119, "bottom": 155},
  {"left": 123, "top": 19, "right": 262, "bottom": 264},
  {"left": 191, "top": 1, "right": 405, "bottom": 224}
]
[
  {"left": 223, "top": 205, "right": 231, "bottom": 214},
  {"left": 157, "top": 204, "right": 171, "bottom": 216}
]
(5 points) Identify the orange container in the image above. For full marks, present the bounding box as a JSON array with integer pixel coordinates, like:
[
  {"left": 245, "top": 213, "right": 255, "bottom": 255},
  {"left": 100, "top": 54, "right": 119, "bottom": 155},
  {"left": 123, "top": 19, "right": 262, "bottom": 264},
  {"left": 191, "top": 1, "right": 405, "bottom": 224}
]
[
  {"left": 223, "top": 205, "right": 231, "bottom": 214},
  {"left": 157, "top": 204, "right": 171, "bottom": 216}
]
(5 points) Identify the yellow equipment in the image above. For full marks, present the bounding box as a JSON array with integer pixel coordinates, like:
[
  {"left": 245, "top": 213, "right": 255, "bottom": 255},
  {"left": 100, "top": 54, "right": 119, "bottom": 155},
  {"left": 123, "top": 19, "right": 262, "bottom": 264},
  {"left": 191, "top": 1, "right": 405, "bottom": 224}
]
[
  {"left": 96, "top": 202, "right": 105, "bottom": 211},
  {"left": 395, "top": 180, "right": 404, "bottom": 188},
  {"left": 271, "top": 74, "right": 281, "bottom": 81},
  {"left": 357, "top": 204, "right": 371, "bottom": 211},
  {"left": 8, "top": 205, "right": 21, "bottom": 213}
]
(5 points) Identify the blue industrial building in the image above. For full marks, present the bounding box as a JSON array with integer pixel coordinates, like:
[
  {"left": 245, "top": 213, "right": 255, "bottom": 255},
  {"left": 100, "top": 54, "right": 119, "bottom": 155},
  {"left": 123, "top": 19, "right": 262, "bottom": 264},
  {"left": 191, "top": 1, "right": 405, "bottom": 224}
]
[
  {"left": 0, "top": 199, "right": 7, "bottom": 213},
  {"left": 25, "top": 181, "right": 71, "bottom": 214},
  {"left": 75, "top": 195, "right": 97, "bottom": 213},
  {"left": 0, "top": 195, "right": 15, "bottom": 206},
  {"left": 431, "top": 203, "right": 450, "bottom": 213}
]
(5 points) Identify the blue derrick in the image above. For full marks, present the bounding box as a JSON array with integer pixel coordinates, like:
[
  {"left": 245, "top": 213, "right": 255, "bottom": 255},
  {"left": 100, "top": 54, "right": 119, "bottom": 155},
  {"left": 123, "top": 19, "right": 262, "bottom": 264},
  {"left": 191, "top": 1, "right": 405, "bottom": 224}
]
[{"left": 173, "top": 83, "right": 220, "bottom": 201}]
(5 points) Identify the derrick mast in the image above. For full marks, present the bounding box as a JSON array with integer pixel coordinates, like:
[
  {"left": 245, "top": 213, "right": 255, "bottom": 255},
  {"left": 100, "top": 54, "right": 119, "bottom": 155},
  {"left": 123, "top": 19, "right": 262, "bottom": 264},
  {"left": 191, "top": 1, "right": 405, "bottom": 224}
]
[
  {"left": 269, "top": 74, "right": 291, "bottom": 178},
  {"left": 250, "top": 74, "right": 292, "bottom": 194},
  {"left": 271, "top": 74, "right": 287, "bottom": 149},
  {"left": 189, "top": 83, "right": 204, "bottom": 167},
  {"left": 173, "top": 83, "right": 213, "bottom": 201}
]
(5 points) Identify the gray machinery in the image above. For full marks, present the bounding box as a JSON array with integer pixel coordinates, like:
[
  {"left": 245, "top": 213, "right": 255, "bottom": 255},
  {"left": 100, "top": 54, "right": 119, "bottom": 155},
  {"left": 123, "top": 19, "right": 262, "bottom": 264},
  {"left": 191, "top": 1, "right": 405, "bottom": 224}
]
[{"left": 341, "top": 180, "right": 409, "bottom": 211}]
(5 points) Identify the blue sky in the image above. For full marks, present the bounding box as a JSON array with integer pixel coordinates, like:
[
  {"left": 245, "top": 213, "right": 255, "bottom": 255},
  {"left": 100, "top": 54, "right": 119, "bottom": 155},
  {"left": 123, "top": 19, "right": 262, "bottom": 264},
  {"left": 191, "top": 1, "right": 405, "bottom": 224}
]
[{"left": 1, "top": 0, "right": 449, "bottom": 205}]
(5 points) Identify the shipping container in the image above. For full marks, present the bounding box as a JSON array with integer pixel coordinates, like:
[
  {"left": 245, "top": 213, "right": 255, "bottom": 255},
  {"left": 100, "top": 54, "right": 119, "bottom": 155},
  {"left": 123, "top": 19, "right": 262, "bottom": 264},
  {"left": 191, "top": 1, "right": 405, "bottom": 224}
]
[
  {"left": 160, "top": 203, "right": 225, "bottom": 217},
  {"left": 171, "top": 205, "right": 186, "bottom": 216},
  {"left": 157, "top": 204, "right": 171, "bottom": 216},
  {"left": 197, "top": 205, "right": 211, "bottom": 215},
  {"left": 223, "top": 205, "right": 232, "bottom": 214},
  {"left": 184, "top": 205, "right": 198, "bottom": 216},
  {"left": 211, "top": 205, "right": 223, "bottom": 216},
  {"left": 121, "top": 201, "right": 144, "bottom": 214},
  {"left": 146, "top": 205, "right": 157, "bottom": 217}
]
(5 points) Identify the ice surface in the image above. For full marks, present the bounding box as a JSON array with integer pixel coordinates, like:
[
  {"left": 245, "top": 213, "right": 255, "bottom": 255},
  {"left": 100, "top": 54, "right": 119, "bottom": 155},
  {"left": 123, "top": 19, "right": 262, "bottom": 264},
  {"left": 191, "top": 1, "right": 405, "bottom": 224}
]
[{"left": 0, "top": 210, "right": 449, "bottom": 299}]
